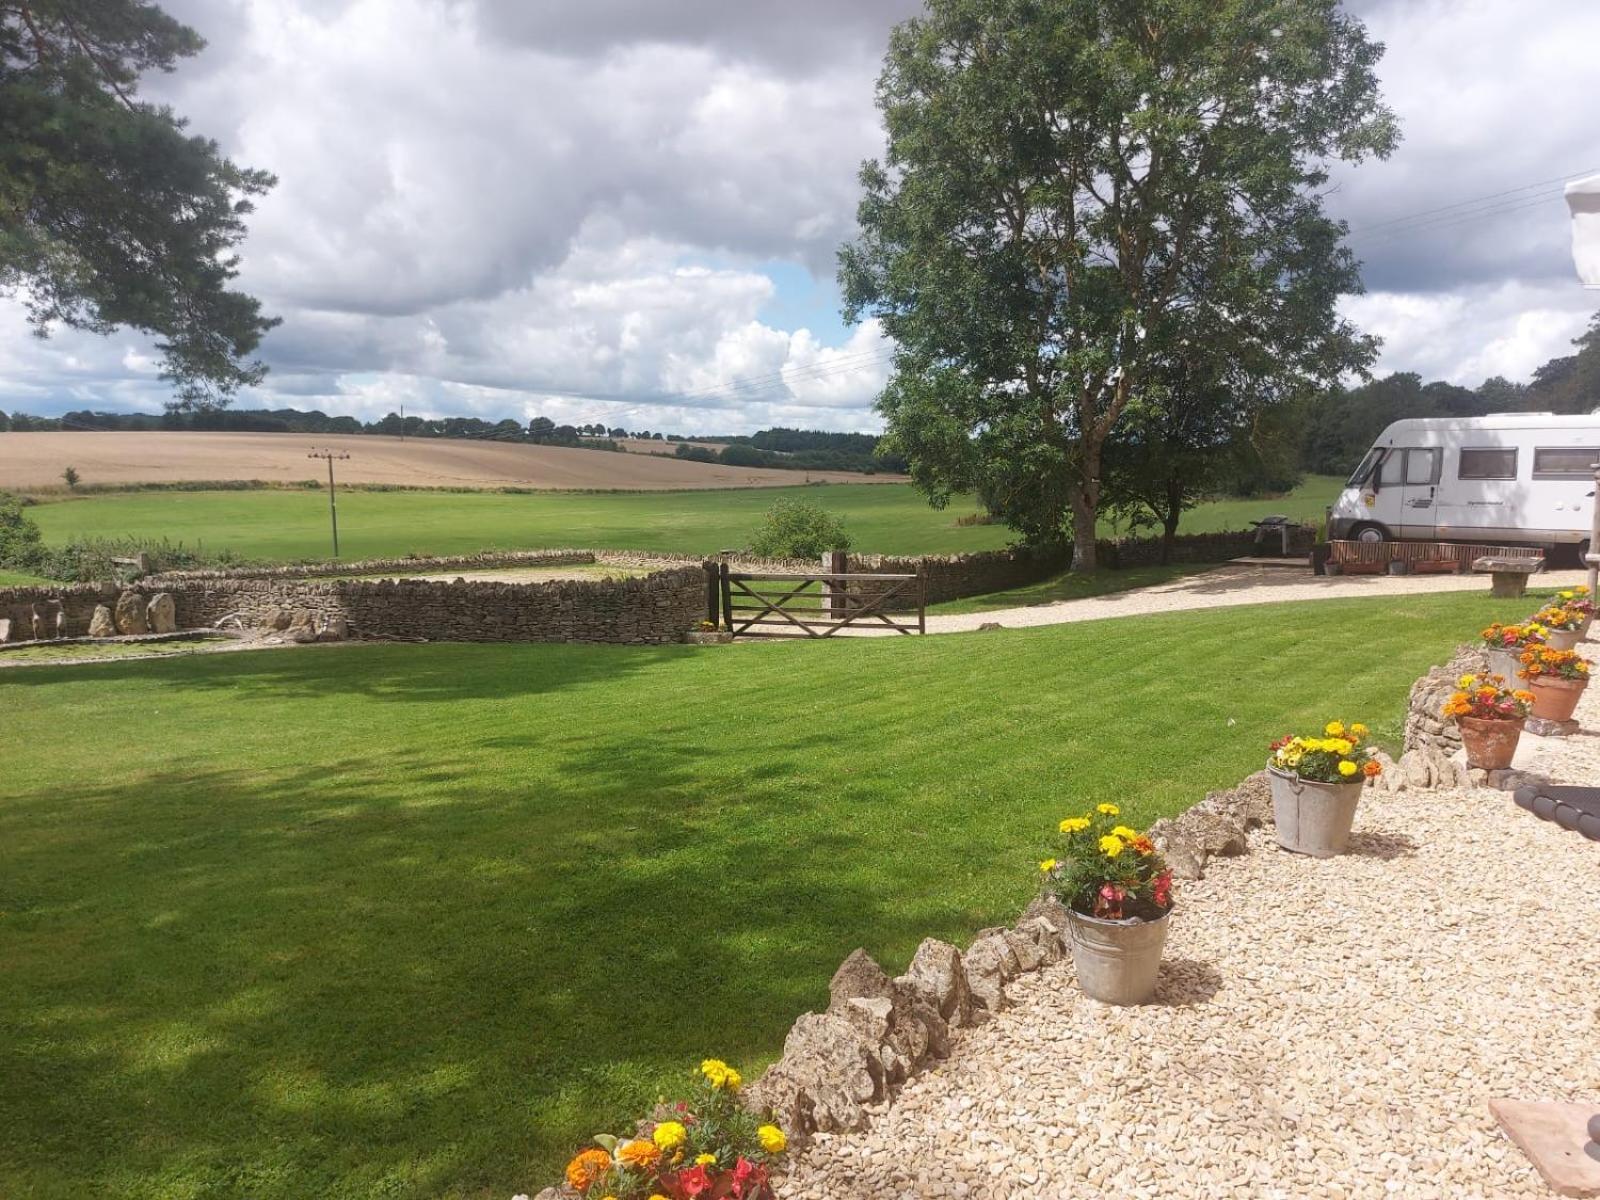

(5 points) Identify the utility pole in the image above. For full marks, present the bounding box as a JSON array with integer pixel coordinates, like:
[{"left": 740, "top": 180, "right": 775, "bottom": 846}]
[{"left": 308, "top": 448, "right": 351, "bottom": 559}]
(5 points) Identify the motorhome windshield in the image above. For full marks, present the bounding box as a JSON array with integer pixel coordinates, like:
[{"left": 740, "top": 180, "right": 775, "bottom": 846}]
[{"left": 1347, "top": 447, "right": 1383, "bottom": 487}]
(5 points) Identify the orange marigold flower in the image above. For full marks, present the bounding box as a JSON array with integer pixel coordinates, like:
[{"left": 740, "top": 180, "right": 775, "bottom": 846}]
[
  {"left": 566, "top": 1148, "right": 613, "bottom": 1191},
  {"left": 1129, "top": 835, "right": 1156, "bottom": 856},
  {"left": 618, "top": 1139, "right": 661, "bottom": 1171},
  {"left": 1362, "top": 760, "right": 1382, "bottom": 778}
]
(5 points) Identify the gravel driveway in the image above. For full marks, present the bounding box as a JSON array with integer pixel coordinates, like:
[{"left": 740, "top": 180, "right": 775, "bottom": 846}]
[
  {"left": 922, "top": 564, "right": 1592, "bottom": 635},
  {"left": 784, "top": 668, "right": 1600, "bottom": 1199}
]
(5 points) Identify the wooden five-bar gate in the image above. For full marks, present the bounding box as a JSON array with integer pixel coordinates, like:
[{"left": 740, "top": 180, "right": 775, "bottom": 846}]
[{"left": 706, "top": 561, "right": 925, "bottom": 639}]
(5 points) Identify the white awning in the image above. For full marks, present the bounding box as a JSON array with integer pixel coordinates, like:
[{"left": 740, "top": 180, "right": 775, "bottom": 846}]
[{"left": 1567, "top": 173, "right": 1600, "bottom": 288}]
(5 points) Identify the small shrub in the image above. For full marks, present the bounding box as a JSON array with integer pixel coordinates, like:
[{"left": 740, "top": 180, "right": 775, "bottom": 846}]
[
  {"left": 0, "top": 492, "right": 46, "bottom": 570},
  {"left": 62, "top": 466, "right": 80, "bottom": 489},
  {"left": 748, "top": 499, "right": 852, "bottom": 558}
]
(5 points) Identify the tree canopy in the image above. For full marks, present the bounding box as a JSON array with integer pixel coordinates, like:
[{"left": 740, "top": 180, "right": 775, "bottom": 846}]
[
  {"left": 0, "top": 0, "right": 277, "bottom": 409},
  {"left": 842, "top": 0, "right": 1396, "bottom": 566}
]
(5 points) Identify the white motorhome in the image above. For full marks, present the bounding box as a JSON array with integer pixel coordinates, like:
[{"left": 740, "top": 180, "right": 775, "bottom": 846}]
[{"left": 1327, "top": 414, "right": 1600, "bottom": 557}]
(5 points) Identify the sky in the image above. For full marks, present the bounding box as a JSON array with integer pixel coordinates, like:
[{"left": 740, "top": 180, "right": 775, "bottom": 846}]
[{"left": 2, "top": 0, "right": 1598, "bottom": 433}]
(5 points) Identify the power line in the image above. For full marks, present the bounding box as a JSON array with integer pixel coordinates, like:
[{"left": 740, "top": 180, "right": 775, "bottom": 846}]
[
  {"left": 1343, "top": 165, "right": 1598, "bottom": 237},
  {"left": 1348, "top": 189, "right": 1572, "bottom": 249}
]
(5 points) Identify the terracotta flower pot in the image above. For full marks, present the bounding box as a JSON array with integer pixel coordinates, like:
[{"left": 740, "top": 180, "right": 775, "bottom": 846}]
[
  {"left": 1527, "top": 674, "right": 1588, "bottom": 723},
  {"left": 1456, "top": 715, "right": 1524, "bottom": 770}
]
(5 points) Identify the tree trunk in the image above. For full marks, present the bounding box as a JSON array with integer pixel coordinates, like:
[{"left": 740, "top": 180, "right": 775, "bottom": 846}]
[
  {"left": 1068, "top": 445, "right": 1103, "bottom": 571},
  {"left": 1159, "top": 476, "right": 1184, "bottom": 565},
  {"left": 1070, "top": 489, "right": 1098, "bottom": 571}
]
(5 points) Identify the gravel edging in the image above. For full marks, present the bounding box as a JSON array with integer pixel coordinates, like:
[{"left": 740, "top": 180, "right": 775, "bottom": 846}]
[{"left": 781, "top": 678, "right": 1600, "bottom": 1199}]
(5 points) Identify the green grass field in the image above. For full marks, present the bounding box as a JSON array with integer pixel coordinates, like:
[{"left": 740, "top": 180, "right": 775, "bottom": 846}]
[
  {"left": 23, "top": 477, "right": 1344, "bottom": 564},
  {"left": 0, "top": 586, "right": 1529, "bottom": 1200},
  {"left": 0, "top": 568, "right": 50, "bottom": 586},
  {"left": 928, "top": 562, "right": 1219, "bottom": 614}
]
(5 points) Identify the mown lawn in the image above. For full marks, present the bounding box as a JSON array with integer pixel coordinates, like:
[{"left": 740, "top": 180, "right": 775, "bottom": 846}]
[
  {"left": 23, "top": 477, "right": 1344, "bottom": 564},
  {"left": 0, "top": 585, "right": 1509, "bottom": 1200},
  {"left": 0, "top": 568, "right": 50, "bottom": 586},
  {"left": 929, "top": 562, "right": 1220, "bottom": 614}
]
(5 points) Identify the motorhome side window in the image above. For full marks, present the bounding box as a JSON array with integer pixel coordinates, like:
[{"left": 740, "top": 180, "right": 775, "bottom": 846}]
[
  {"left": 1457, "top": 448, "right": 1517, "bottom": 480},
  {"left": 1531, "top": 447, "right": 1600, "bottom": 478},
  {"left": 1378, "top": 450, "right": 1406, "bottom": 486}
]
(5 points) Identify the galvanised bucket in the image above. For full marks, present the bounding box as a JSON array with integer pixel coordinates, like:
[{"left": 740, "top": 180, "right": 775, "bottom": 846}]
[
  {"left": 1268, "top": 765, "right": 1364, "bottom": 857},
  {"left": 1485, "top": 648, "right": 1524, "bottom": 682},
  {"left": 1065, "top": 908, "right": 1170, "bottom": 1005}
]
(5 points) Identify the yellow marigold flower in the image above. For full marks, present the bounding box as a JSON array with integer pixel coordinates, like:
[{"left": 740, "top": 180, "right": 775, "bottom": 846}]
[
  {"left": 1350, "top": 723, "right": 1369, "bottom": 738},
  {"left": 1097, "top": 803, "right": 1120, "bottom": 816},
  {"left": 695, "top": 1154, "right": 717, "bottom": 1166},
  {"left": 1039, "top": 858, "right": 1058, "bottom": 874},
  {"left": 700, "top": 1058, "right": 740, "bottom": 1090},
  {"left": 1099, "top": 834, "right": 1125, "bottom": 858},
  {"left": 1059, "top": 817, "right": 1090, "bottom": 834},
  {"left": 1325, "top": 720, "right": 1345, "bottom": 736},
  {"left": 652, "top": 1121, "right": 687, "bottom": 1151},
  {"left": 1337, "top": 760, "right": 1358, "bottom": 777},
  {"left": 758, "top": 1124, "right": 788, "bottom": 1154},
  {"left": 1111, "top": 825, "right": 1139, "bottom": 840}
]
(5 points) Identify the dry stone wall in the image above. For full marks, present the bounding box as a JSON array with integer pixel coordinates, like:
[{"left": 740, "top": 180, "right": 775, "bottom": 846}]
[{"left": 0, "top": 568, "right": 708, "bottom": 646}]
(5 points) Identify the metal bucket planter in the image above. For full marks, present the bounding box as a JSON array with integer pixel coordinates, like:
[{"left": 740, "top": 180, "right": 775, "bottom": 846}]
[
  {"left": 1485, "top": 648, "right": 1525, "bottom": 681},
  {"left": 1544, "top": 629, "right": 1581, "bottom": 652},
  {"left": 1527, "top": 675, "right": 1588, "bottom": 723},
  {"left": 1267, "top": 765, "right": 1364, "bottom": 857},
  {"left": 1065, "top": 908, "right": 1170, "bottom": 1005},
  {"left": 1457, "top": 715, "right": 1524, "bottom": 770}
]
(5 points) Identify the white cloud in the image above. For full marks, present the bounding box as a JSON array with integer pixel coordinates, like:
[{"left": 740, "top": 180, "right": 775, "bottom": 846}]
[{"left": 4, "top": 0, "right": 1599, "bottom": 432}]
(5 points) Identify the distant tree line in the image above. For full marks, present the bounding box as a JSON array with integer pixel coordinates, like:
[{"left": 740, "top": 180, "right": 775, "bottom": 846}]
[
  {"left": 671, "top": 428, "right": 907, "bottom": 474},
  {"left": 0, "top": 408, "right": 907, "bottom": 474}
]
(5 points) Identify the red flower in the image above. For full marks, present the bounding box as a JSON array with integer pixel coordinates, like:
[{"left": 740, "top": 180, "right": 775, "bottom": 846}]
[
  {"left": 729, "top": 1157, "right": 768, "bottom": 1198},
  {"left": 1152, "top": 871, "right": 1173, "bottom": 908},
  {"left": 676, "top": 1164, "right": 712, "bottom": 1197}
]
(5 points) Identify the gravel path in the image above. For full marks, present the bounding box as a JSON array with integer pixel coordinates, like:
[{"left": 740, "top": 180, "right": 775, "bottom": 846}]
[
  {"left": 784, "top": 674, "right": 1600, "bottom": 1199},
  {"left": 919, "top": 565, "right": 1592, "bottom": 635}
]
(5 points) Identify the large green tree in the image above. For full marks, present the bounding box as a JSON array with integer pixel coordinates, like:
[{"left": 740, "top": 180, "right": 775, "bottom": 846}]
[
  {"left": 0, "top": 0, "right": 276, "bottom": 409},
  {"left": 842, "top": 0, "right": 1397, "bottom": 567}
]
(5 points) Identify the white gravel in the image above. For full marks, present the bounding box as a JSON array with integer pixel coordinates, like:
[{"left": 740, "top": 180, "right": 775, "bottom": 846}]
[
  {"left": 783, "top": 667, "right": 1600, "bottom": 1199},
  {"left": 921, "top": 565, "right": 1592, "bottom": 635}
]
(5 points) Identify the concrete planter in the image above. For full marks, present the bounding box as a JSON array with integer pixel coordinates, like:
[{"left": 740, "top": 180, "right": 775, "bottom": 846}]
[
  {"left": 683, "top": 630, "right": 733, "bottom": 645},
  {"left": 1065, "top": 908, "right": 1170, "bottom": 1006},
  {"left": 1267, "top": 765, "right": 1364, "bottom": 857},
  {"left": 1457, "top": 715, "right": 1524, "bottom": 770},
  {"left": 1527, "top": 675, "right": 1588, "bottom": 724}
]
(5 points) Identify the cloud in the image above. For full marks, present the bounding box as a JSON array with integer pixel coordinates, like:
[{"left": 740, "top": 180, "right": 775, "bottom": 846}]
[{"left": 4, "top": 0, "right": 1598, "bottom": 432}]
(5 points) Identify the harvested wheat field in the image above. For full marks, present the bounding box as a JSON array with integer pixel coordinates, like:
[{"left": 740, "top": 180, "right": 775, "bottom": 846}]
[{"left": 0, "top": 431, "right": 902, "bottom": 491}]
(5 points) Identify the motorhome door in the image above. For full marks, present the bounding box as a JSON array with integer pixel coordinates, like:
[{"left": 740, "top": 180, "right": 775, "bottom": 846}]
[{"left": 1378, "top": 446, "right": 1441, "bottom": 538}]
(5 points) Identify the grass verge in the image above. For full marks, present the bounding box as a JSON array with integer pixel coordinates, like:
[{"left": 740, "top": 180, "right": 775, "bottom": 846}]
[{"left": 0, "top": 584, "right": 1510, "bottom": 1200}]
